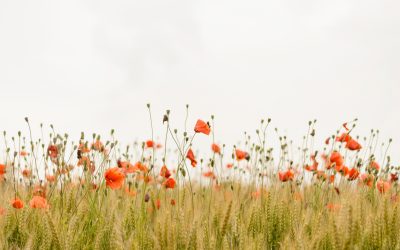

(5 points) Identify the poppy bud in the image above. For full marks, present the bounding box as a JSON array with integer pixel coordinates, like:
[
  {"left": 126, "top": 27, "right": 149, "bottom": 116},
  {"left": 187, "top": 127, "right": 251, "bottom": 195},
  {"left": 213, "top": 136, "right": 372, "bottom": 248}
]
[
  {"left": 144, "top": 193, "right": 150, "bottom": 202},
  {"left": 163, "top": 114, "right": 169, "bottom": 123}
]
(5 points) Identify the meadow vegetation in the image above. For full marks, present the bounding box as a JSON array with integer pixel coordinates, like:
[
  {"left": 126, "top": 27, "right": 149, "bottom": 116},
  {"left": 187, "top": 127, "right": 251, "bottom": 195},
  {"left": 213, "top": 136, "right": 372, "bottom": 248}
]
[{"left": 0, "top": 106, "right": 399, "bottom": 249}]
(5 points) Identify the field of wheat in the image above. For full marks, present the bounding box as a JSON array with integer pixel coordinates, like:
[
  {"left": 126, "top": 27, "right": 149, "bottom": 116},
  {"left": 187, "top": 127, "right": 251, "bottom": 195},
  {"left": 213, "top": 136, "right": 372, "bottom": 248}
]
[{"left": 0, "top": 107, "right": 399, "bottom": 249}]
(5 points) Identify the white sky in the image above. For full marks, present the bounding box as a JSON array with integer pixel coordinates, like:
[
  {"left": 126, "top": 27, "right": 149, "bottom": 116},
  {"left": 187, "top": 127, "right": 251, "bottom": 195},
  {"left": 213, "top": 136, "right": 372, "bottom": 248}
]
[{"left": 0, "top": 0, "right": 399, "bottom": 162}]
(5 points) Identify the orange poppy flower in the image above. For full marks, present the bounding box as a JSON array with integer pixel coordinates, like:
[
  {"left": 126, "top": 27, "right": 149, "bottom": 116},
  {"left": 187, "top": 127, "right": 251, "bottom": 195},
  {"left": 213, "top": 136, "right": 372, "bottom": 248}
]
[
  {"left": 235, "top": 149, "right": 248, "bottom": 161},
  {"left": 340, "top": 166, "right": 349, "bottom": 176},
  {"left": 345, "top": 139, "right": 362, "bottom": 151},
  {"left": 329, "top": 151, "right": 344, "bottom": 169},
  {"left": 251, "top": 190, "right": 261, "bottom": 199},
  {"left": 347, "top": 168, "right": 360, "bottom": 181},
  {"left": 11, "top": 198, "right": 24, "bottom": 209},
  {"left": 336, "top": 133, "right": 352, "bottom": 143},
  {"left": 104, "top": 167, "right": 125, "bottom": 190},
  {"left": 46, "top": 175, "right": 56, "bottom": 183},
  {"left": 186, "top": 148, "right": 197, "bottom": 167},
  {"left": 203, "top": 171, "right": 216, "bottom": 179},
  {"left": 47, "top": 145, "right": 58, "bottom": 158},
  {"left": 30, "top": 196, "right": 49, "bottom": 209},
  {"left": 33, "top": 185, "right": 47, "bottom": 198},
  {"left": 0, "top": 164, "right": 6, "bottom": 176},
  {"left": 22, "top": 169, "right": 32, "bottom": 178},
  {"left": 360, "top": 173, "right": 374, "bottom": 187},
  {"left": 118, "top": 160, "right": 138, "bottom": 174},
  {"left": 334, "top": 163, "right": 343, "bottom": 172},
  {"left": 329, "top": 174, "right": 335, "bottom": 184},
  {"left": 78, "top": 143, "right": 90, "bottom": 153},
  {"left": 369, "top": 161, "right": 380, "bottom": 171},
  {"left": 163, "top": 177, "right": 176, "bottom": 189},
  {"left": 305, "top": 154, "right": 318, "bottom": 172},
  {"left": 211, "top": 143, "right": 221, "bottom": 154},
  {"left": 278, "top": 169, "right": 294, "bottom": 182},
  {"left": 146, "top": 140, "right": 155, "bottom": 148},
  {"left": 20, "top": 151, "right": 29, "bottom": 157},
  {"left": 134, "top": 162, "right": 148, "bottom": 173},
  {"left": 0, "top": 207, "right": 5, "bottom": 216},
  {"left": 160, "top": 165, "right": 171, "bottom": 178},
  {"left": 226, "top": 163, "right": 233, "bottom": 169},
  {"left": 376, "top": 180, "right": 391, "bottom": 193},
  {"left": 92, "top": 139, "right": 104, "bottom": 152},
  {"left": 316, "top": 171, "right": 327, "bottom": 181},
  {"left": 155, "top": 199, "right": 161, "bottom": 210},
  {"left": 194, "top": 119, "right": 210, "bottom": 135},
  {"left": 144, "top": 175, "right": 153, "bottom": 184},
  {"left": 326, "top": 203, "right": 341, "bottom": 212}
]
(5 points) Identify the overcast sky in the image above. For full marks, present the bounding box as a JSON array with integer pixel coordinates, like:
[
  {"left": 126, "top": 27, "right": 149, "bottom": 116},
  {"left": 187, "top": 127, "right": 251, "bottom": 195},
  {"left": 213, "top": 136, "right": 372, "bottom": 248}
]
[{"left": 0, "top": 0, "right": 399, "bottom": 162}]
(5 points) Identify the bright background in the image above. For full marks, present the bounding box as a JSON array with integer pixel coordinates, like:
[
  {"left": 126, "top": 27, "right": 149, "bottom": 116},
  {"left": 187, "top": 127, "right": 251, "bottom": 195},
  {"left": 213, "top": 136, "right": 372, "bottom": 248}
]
[{"left": 1, "top": 0, "right": 399, "bottom": 162}]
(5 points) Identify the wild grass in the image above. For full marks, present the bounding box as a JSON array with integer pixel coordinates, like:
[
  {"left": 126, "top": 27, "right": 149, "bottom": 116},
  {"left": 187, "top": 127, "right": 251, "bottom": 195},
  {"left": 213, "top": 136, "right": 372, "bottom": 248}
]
[
  {"left": 1, "top": 181, "right": 399, "bottom": 249},
  {"left": 0, "top": 110, "right": 399, "bottom": 249}
]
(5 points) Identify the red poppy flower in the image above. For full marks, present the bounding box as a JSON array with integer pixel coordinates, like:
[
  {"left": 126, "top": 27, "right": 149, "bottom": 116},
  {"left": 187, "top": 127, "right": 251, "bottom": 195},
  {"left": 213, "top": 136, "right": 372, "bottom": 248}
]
[
  {"left": 345, "top": 139, "right": 362, "bottom": 151},
  {"left": 278, "top": 169, "right": 294, "bottom": 182},
  {"left": 46, "top": 175, "right": 56, "bottom": 183},
  {"left": 305, "top": 154, "right": 318, "bottom": 172},
  {"left": 226, "top": 163, "right": 233, "bottom": 169},
  {"left": 163, "top": 178, "right": 176, "bottom": 189},
  {"left": 203, "top": 171, "right": 216, "bottom": 179},
  {"left": 0, "top": 164, "right": 6, "bottom": 176},
  {"left": 194, "top": 119, "right": 210, "bottom": 135},
  {"left": 211, "top": 143, "right": 221, "bottom": 154},
  {"left": 11, "top": 198, "right": 24, "bottom": 209},
  {"left": 22, "top": 169, "right": 32, "bottom": 178},
  {"left": 376, "top": 180, "right": 391, "bottom": 193},
  {"left": 336, "top": 133, "right": 352, "bottom": 143},
  {"left": 78, "top": 143, "right": 91, "bottom": 153},
  {"left": 235, "top": 149, "right": 248, "bottom": 161},
  {"left": 134, "top": 162, "right": 148, "bottom": 173},
  {"left": 390, "top": 173, "right": 398, "bottom": 183},
  {"left": 30, "top": 196, "right": 49, "bottom": 209},
  {"left": 340, "top": 166, "right": 349, "bottom": 176},
  {"left": 170, "top": 199, "right": 176, "bottom": 206},
  {"left": 47, "top": 145, "right": 58, "bottom": 158},
  {"left": 104, "top": 167, "right": 125, "bottom": 190},
  {"left": 186, "top": 148, "right": 197, "bottom": 167},
  {"left": 156, "top": 199, "right": 161, "bottom": 210},
  {"left": 329, "top": 151, "right": 344, "bottom": 168},
  {"left": 369, "top": 161, "right": 380, "bottom": 171},
  {"left": 146, "top": 140, "right": 155, "bottom": 148},
  {"left": 92, "top": 139, "right": 104, "bottom": 152},
  {"left": 329, "top": 174, "right": 335, "bottom": 184},
  {"left": 20, "top": 151, "right": 29, "bottom": 157},
  {"left": 316, "top": 171, "right": 327, "bottom": 181},
  {"left": 326, "top": 203, "right": 341, "bottom": 212},
  {"left": 360, "top": 173, "right": 374, "bottom": 187},
  {"left": 160, "top": 165, "right": 171, "bottom": 178},
  {"left": 347, "top": 168, "right": 360, "bottom": 181}
]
